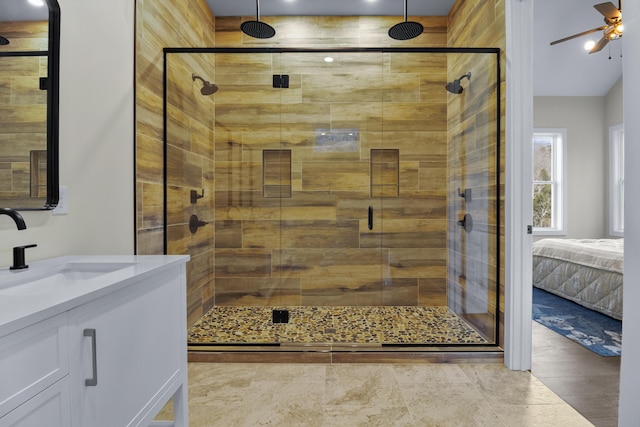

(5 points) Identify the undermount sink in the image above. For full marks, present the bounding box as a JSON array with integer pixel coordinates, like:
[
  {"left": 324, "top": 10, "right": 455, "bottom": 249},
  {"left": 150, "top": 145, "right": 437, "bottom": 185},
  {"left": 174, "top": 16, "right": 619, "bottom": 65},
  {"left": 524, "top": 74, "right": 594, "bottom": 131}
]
[
  {"left": 60, "top": 262, "right": 135, "bottom": 278},
  {"left": 0, "top": 261, "right": 136, "bottom": 295}
]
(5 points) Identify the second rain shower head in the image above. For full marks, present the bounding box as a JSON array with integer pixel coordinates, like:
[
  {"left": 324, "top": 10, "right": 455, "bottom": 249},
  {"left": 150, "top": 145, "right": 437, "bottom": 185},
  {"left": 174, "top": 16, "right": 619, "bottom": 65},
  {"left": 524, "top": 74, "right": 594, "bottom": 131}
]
[
  {"left": 241, "top": 0, "right": 276, "bottom": 39},
  {"left": 445, "top": 72, "right": 472, "bottom": 94},
  {"left": 192, "top": 73, "right": 218, "bottom": 96},
  {"left": 388, "top": 0, "right": 424, "bottom": 40}
]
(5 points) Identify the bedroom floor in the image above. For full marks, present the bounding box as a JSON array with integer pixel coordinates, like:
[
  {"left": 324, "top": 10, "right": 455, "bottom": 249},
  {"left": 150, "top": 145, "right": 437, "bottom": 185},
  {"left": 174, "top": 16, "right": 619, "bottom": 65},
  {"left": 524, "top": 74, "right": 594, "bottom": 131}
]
[{"left": 532, "top": 321, "right": 621, "bottom": 427}]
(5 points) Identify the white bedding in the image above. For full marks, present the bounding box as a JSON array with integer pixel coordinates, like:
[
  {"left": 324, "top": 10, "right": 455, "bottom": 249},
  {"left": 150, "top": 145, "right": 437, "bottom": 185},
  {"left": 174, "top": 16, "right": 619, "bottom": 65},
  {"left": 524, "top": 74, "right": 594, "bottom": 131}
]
[
  {"left": 532, "top": 238, "right": 624, "bottom": 320},
  {"left": 532, "top": 238, "right": 623, "bottom": 273}
]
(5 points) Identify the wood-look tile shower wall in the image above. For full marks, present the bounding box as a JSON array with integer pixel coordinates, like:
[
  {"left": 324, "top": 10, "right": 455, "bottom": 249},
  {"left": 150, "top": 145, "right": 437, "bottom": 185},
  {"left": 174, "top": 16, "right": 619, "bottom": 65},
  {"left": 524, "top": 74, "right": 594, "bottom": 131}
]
[
  {"left": 210, "top": 17, "right": 451, "bottom": 312},
  {"left": 136, "top": 0, "right": 217, "bottom": 326},
  {"left": 0, "top": 21, "right": 49, "bottom": 201},
  {"left": 210, "top": 50, "right": 448, "bottom": 308}
]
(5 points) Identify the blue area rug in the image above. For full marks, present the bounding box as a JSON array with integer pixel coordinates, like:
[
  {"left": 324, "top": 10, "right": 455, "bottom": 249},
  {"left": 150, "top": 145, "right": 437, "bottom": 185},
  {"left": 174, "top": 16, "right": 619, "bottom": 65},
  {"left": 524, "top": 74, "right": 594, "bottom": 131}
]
[{"left": 532, "top": 287, "right": 622, "bottom": 356}]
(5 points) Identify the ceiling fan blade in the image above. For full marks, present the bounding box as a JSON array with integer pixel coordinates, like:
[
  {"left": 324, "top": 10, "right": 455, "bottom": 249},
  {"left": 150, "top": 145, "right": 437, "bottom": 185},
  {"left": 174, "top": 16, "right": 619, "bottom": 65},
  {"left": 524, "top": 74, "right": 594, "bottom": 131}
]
[
  {"left": 589, "top": 35, "right": 610, "bottom": 53},
  {"left": 550, "top": 26, "right": 608, "bottom": 45},
  {"left": 594, "top": 2, "right": 621, "bottom": 20}
]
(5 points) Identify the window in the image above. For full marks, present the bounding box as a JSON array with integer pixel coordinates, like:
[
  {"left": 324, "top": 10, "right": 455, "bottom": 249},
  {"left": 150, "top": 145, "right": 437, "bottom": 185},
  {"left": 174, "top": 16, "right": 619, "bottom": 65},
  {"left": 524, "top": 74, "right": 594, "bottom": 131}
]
[
  {"left": 532, "top": 129, "right": 566, "bottom": 235},
  {"left": 609, "top": 124, "right": 624, "bottom": 236}
]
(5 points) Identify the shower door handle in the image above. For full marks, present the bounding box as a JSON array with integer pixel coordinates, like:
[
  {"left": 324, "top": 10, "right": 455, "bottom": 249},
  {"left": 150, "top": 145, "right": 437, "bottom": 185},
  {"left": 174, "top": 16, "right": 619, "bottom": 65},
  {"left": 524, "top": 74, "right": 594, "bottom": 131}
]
[{"left": 368, "top": 206, "right": 373, "bottom": 230}]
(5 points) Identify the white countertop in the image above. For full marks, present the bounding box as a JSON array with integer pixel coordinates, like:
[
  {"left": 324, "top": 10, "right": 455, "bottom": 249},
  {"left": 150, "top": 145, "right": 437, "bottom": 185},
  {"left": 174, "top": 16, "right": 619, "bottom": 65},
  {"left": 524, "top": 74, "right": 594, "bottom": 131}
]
[{"left": 0, "top": 255, "right": 189, "bottom": 337}]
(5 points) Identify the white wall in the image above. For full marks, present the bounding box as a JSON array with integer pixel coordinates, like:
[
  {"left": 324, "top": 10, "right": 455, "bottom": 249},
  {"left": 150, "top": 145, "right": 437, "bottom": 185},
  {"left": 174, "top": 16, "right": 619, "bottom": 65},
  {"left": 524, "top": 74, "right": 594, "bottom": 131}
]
[
  {"left": 0, "top": 0, "right": 135, "bottom": 268},
  {"left": 605, "top": 78, "right": 624, "bottom": 128},
  {"left": 619, "top": 1, "right": 640, "bottom": 423},
  {"left": 533, "top": 96, "right": 607, "bottom": 238}
]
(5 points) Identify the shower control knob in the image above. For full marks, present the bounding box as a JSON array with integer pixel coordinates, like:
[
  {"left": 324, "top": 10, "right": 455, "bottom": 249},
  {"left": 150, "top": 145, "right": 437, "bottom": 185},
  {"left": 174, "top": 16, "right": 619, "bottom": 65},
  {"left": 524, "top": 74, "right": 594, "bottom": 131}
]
[
  {"left": 457, "top": 214, "right": 473, "bottom": 233},
  {"left": 189, "top": 214, "right": 208, "bottom": 234}
]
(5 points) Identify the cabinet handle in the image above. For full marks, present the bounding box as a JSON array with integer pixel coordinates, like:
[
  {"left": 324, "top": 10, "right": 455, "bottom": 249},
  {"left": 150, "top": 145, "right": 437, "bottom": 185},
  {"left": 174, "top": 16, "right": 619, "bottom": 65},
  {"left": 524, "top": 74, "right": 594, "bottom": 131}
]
[
  {"left": 84, "top": 328, "right": 98, "bottom": 387},
  {"left": 368, "top": 206, "right": 373, "bottom": 230}
]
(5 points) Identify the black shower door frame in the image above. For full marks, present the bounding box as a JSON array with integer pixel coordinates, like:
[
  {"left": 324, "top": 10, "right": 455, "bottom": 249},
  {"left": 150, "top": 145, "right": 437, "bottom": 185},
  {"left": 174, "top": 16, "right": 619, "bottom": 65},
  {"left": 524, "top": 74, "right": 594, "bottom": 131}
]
[{"left": 162, "top": 46, "right": 502, "bottom": 350}]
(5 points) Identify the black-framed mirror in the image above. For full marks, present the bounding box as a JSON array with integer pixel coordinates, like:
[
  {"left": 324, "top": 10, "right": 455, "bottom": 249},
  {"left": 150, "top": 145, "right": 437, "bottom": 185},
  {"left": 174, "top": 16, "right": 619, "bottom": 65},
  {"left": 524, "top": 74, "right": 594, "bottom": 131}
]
[{"left": 0, "top": 0, "right": 59, "bottom": 210}]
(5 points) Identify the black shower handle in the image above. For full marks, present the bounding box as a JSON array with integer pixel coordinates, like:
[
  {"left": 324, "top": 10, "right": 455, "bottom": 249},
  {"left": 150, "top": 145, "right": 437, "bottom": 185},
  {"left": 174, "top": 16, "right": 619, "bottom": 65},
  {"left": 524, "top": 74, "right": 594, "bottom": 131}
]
[
  {"left": 368, "top": 206, "right": 373, "bottom": 230},
  {"left": 189, "top": 214, "right": 208, "bottom": 234}
]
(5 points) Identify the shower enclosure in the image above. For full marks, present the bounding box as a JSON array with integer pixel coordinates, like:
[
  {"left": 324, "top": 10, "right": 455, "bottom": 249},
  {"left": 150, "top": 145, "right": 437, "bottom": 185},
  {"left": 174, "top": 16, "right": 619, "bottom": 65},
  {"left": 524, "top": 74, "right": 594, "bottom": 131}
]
[{"left": 163, "top": 47, "right": 500, "bottom": 351}]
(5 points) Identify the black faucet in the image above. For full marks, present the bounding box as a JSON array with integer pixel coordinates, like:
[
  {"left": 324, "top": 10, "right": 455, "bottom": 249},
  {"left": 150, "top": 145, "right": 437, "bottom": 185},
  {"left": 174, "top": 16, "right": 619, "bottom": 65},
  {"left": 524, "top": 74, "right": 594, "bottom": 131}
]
[
  {"left": 1, "top": 208, "right": 37, "bottom": 269},
  {"left": 0, "top": 208, "right": 27, "bottom": 230}
]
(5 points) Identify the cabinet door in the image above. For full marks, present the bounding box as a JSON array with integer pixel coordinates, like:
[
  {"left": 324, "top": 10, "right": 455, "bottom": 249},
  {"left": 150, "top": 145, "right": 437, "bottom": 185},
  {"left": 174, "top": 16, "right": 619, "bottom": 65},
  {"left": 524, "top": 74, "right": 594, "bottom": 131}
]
[
  {"left": 68, "top": 268, "right": 185, "bottom": 427},
  {"left": 0, "top": 378, "right": 70, "bottom": 427}
]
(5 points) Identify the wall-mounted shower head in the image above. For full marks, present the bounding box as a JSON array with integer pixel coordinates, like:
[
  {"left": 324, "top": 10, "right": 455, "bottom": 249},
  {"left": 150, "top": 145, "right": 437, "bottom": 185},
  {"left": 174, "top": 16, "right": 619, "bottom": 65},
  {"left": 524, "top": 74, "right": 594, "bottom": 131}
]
[
  {"left": 0, "top": 35, "right": 9, "bottom": 45},
  {"left": 445, "top": 72, "right": 472, "bottom": 94},
  {"left": 192, "top": 73, "right": 218, "bottom": 96},
  {"left": 388, "top": 0, "right": 424, "bottom": 40},
  {"left": 241, "top": 0, "right": 276, "bottom": 39}
]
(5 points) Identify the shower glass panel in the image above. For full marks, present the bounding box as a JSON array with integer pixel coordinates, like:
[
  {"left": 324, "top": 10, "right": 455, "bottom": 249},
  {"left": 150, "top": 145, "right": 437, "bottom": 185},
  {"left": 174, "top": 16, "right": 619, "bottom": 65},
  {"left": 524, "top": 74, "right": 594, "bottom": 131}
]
[
  {"left": 275, "top": 51, "right": 386, "bottom": 311},
  {"left": 164, "top": 48, "right": 500, "bottom": 350},
  {"left": 445, "top": 52, "right": 500, "bottom": 343}
]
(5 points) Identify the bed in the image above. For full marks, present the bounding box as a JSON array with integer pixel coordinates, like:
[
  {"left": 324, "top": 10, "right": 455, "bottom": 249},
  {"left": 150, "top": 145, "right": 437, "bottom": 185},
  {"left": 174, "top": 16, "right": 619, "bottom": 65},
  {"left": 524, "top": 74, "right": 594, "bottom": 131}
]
[{"left": 532, "top": 238, "right": 624, "bottom": 320}]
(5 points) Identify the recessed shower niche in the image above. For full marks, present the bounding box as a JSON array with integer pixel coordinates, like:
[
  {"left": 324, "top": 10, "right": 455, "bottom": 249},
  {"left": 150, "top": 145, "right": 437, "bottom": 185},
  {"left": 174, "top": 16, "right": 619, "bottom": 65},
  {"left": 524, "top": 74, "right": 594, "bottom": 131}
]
[{"left": 163, "top": 48, "right": 501, "bottom": 351}]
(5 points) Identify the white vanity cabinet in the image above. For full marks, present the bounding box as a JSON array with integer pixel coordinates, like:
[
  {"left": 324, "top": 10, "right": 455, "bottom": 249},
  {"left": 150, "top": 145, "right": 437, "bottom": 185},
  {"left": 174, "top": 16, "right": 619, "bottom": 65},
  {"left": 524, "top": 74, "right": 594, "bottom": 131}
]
[
  {"left": 0, "top": 255, "right": 189, "bottom": 427},
  {"left": 68, "top": 266, "right": 187, "bottom": 427}
]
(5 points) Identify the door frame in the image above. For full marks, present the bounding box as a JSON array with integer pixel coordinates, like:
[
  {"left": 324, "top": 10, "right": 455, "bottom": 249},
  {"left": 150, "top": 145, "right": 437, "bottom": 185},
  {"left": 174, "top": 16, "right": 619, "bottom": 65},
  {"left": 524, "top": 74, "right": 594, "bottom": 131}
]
[{"left": 504, "top": 0, "right": 534, "bottom": 370}]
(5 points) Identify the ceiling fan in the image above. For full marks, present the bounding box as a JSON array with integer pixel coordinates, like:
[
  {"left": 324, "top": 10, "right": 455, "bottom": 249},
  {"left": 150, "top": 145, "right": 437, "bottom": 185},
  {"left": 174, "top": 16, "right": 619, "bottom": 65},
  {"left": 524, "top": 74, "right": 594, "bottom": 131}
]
[{"left": 550, "top": 1, "right": 623, "bottom": 54}]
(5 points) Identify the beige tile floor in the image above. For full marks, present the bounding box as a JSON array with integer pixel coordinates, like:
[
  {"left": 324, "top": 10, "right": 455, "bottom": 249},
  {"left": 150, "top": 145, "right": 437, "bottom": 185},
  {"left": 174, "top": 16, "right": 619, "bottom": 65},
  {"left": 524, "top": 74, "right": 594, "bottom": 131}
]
[{"left": 159, "top": 362, "right": 593, "bottom": 426}]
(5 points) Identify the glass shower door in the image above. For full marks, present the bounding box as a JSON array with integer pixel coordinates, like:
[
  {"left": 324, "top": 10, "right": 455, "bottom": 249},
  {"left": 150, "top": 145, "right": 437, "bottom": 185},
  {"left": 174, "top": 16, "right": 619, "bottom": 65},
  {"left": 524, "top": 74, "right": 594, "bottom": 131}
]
[
  {"left": 212, "top": 51, "right": 292, "bottom": 313},
  {"left": 276, "top": 51, "right": 386, "bottom": 344}
]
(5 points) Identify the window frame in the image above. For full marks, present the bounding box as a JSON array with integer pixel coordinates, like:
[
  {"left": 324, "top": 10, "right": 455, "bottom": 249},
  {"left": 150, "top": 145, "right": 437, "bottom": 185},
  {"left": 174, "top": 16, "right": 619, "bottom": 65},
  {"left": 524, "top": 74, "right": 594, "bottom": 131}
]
[
  {"left": 609, "top": 124, "right": 624, "bottom": 237},
  {"left": 532, "top": 128, "right": 567, "bottom": 236}
]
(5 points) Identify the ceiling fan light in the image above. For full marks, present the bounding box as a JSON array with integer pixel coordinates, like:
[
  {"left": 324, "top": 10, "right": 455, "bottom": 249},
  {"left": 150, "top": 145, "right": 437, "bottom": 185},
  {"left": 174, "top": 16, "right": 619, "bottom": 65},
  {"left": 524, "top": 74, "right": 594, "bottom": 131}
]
[{"left": 584, "top": 40, "right": 596, "bottom": 50}]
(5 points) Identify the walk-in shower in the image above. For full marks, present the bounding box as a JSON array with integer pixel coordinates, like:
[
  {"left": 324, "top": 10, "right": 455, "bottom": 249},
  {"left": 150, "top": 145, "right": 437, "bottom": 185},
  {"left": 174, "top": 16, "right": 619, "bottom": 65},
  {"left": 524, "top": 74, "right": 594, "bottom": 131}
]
[{"left": 164, "top": 47, "right": 501, "bottom": 353}]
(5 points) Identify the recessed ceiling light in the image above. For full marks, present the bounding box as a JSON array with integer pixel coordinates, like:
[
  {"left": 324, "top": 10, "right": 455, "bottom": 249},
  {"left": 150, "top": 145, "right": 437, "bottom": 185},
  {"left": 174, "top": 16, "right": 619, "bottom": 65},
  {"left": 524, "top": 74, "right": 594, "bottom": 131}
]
[
  {"left": 28, "top": 0, "right": 45, "bottom": 6},
  {"left": 584, "top": 40, "right": 596, "bottom": 51},
  {"left": 324, "top": 57, "right": 334, "bottom": 63}
]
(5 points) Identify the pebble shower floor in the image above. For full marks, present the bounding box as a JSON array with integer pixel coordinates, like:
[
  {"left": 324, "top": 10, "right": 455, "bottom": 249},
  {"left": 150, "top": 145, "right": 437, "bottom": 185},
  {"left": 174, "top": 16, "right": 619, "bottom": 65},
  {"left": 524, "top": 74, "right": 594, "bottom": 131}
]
[{"left": 188, "top": 306, "right": 488, "bottom": 345}]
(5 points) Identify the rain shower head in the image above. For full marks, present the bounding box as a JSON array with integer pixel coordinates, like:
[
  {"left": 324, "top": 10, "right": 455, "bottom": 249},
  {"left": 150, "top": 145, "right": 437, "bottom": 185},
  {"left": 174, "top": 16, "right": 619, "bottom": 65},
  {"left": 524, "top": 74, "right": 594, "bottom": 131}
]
[
  {"left": 192, "top": 73, "right": 218, "bottom": 96},
  {"left": 445, "top": 72, "right": 472, "bottom": 94},
  {"left": 388, "top": 0, "right": 424, "bottom": 40},
  {"left": 0, "top": 35, "right": 9, "bottom": 45},
  {"left": 241, "top": 0, "right": 276, "bottom": 39},
  {"left": 241, "top": 20, "right": 276, "bottom": 39}
]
